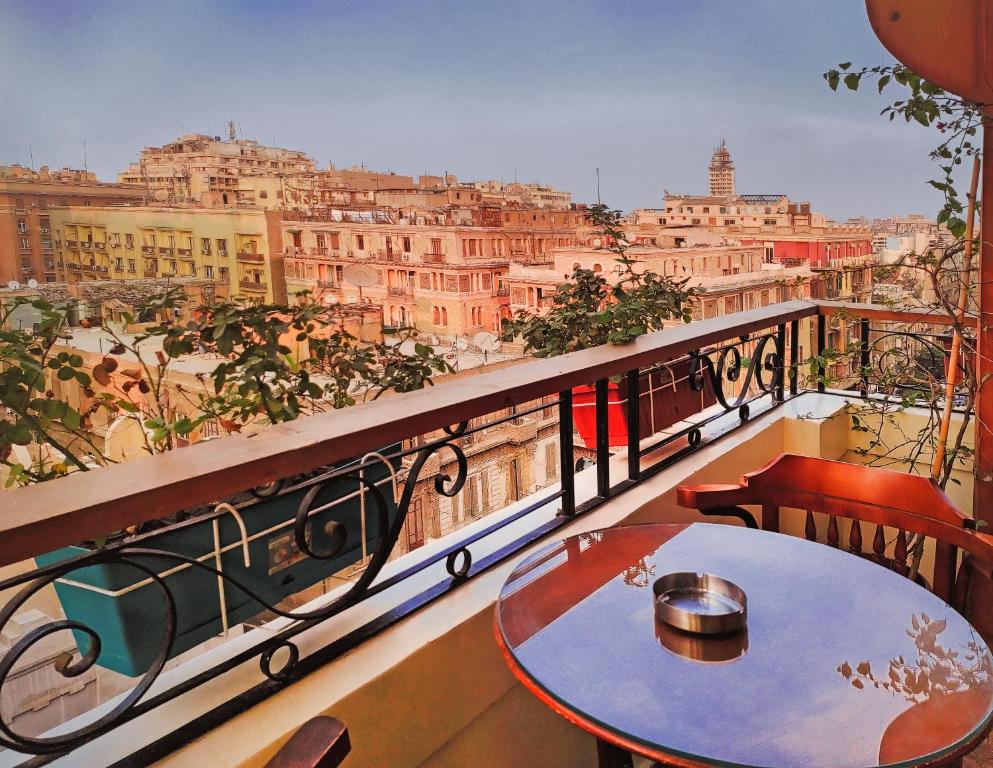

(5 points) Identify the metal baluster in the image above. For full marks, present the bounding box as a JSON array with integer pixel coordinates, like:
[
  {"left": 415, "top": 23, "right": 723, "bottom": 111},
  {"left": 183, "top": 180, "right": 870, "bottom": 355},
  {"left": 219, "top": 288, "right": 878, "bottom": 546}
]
[
  {"left": 805, "top": 510, "right": 817, "bottom": 541},
  {"left": 817, "top": 314, "right": 826, "bottom": 393},
  {"left": 859, "top": 318, "right": 871, "bottom": 399},
  {"left": 775, "top": 323, "right": 786, "bottom": 402},
  {"left": 595, "top": 379, "right": 611, "bottom": 499},
  {"left": 558, "top": 389, "right": 576, "bottom": 517},
  {"left": 789, "top": 318, "right": 800, "bottom": 396},
  {"left": 626, "top": 369, "right": 640, "bottom": 482}
]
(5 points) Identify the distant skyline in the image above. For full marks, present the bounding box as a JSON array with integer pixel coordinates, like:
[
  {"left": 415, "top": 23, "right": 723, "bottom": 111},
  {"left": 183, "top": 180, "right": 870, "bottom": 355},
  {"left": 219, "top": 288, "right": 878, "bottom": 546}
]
[{"left": 0, "top": 0, "right": 947, "bottom": 220}]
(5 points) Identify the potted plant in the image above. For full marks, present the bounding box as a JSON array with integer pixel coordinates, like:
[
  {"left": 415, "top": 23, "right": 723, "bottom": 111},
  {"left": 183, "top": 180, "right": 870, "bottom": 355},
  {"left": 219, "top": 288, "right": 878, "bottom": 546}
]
[
  {"left": 501, "top": 204, "right": 704, "bottom": 449},
  {"left": 1, "top": 291, "right": 450, "bottom": 675}
]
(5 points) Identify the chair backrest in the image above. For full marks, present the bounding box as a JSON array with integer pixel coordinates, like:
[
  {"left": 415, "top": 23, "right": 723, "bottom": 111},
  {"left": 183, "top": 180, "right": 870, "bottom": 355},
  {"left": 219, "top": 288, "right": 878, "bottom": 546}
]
[
  {"left": 264, "top": 716, "right": 350, "bottom": 768},
  {"left": 676, "top": 454, "right": 993, "bottom": 640}
]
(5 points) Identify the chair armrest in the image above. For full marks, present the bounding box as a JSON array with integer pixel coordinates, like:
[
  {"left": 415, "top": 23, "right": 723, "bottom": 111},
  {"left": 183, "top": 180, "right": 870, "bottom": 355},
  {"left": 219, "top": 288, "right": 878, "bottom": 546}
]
[{"left": 264, "top": 717, "right": 350, "bottom": 768}]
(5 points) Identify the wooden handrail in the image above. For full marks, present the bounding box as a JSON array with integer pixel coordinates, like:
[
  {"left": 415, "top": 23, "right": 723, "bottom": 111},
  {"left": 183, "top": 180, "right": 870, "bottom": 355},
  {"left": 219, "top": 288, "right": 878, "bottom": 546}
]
[
  {"left": 0, "top": 300, "right": 817, "bottom": 567},
  {"left": 817, "top": 301, "right": 978, "bottom": 329}
]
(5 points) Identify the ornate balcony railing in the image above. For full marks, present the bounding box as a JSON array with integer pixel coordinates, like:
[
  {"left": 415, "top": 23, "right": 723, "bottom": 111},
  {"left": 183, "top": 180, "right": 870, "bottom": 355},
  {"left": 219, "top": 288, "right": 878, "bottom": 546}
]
[
  {"left": 237, "top": 251, "right": 265, "bottom": 263},
  {"left": 0, "top": 299, "right": 971, "bottom": 765},
  {"left": 239, "top": 279, "right": 267, "bottom": 291}
]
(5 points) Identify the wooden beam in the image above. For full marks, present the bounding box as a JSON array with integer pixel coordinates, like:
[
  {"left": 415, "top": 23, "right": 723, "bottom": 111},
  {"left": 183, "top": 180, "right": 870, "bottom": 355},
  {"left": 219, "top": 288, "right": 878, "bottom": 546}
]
[{"left": 818, "top": 301, "right": 978, "bottom": 328}]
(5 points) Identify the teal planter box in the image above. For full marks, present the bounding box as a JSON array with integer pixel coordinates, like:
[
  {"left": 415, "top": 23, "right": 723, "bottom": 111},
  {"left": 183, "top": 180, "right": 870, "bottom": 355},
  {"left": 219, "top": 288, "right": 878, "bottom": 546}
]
[{"left": 36, "top": 446, "right": 401, "bottom": 677}]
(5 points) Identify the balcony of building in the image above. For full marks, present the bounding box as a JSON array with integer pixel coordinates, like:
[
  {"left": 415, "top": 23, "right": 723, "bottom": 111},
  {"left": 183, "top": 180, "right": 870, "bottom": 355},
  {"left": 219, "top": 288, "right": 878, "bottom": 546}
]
[
  {"left": 0, "top": 300, "right": 989, "bottom": 768},
  {"left": 239, "top": 278, "right": 268, "bottom": 292},
  {"left": 237, "top": 251, "right": 266, "bottom": 264}
]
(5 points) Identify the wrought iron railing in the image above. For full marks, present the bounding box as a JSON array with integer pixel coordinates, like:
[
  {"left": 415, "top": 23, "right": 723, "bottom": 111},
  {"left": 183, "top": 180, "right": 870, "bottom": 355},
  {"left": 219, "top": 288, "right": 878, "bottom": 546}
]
[{"left": 0, "top": 299, "right": 964, "bottom": 764}]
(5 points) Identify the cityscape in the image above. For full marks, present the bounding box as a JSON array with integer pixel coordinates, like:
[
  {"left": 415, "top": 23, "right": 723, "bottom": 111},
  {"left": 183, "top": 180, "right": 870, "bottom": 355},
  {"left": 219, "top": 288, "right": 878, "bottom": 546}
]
[{"left": 0, "top": 2, "right": 991, "bottom": 768}]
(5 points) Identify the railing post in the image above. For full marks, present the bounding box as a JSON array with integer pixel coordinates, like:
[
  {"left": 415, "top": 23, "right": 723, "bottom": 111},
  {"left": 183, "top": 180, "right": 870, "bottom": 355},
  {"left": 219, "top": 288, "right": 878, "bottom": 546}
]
[
  {"left": 775, "top": 324, "right": 786, "bottom": 402},
  {"left": 558, "top": 389, "right": 575, "bottom": 517},
  {"left": 859, "top": 317, "right": 871, "bottom": 399},
  {"left": 595, "top": 378, "right": 611, "bottom": 499},
  {"left": 789, "top": 319, "right": 799, "bottom": 396},
  {"left": 626, "top": 369, "right": 641, "bottom": 481},
  {"left": 817, "top": 313, "right": 826, "bottom": 393}
]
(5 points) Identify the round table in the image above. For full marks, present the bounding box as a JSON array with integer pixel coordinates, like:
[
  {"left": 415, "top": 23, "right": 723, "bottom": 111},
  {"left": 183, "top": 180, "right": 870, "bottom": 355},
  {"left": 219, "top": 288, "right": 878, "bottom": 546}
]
[{"left": 494, "top": 523, "right": 993, "bottom": 768}]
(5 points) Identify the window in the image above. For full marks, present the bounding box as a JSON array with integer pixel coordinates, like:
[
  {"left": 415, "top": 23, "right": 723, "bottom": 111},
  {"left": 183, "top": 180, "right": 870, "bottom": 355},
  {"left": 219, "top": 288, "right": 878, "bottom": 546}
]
[
  {"left": 330, "top": 232, "right": 340, "bottom": 249},
  {"left": 205, "top": 265, "right": 214, "bottom": 278},
  {"left": 702, "top": 207, "right": 710, "bottom": 213},
  {"left": 402, "top": 236, "right": 411, "bottom": 253},
  {"left": 17, "top": 220, "right": 27, "bottom": 233},
  {"left": 430, "top": 238, "right": 442, "bottom": 255},
  {"left": 115, "top": 258, "right": 123, "bottom": 271},
  {"left": 356, "top": 234, "right": 365, "bottom": 250},
  {"left": 691, "top": 218, "right": 701, "bottom": 225},
  {"left": 201, "top": 238, "right": 211, "bottom": 254},
  {"left": 763, "top": 219, "right": 777, "bottom": 226},
  {"left": 316, "top": 233, "right": 326, "bottom": 250},
  {"left": 128, "top": 259, "right": 136, "bottom": 273},
  {"left": 724, "top": 219, "right": 735, "bottom": 226},
  {"left": 217, "top": 238, "right": 227, "bottom": 255},
  {"left": 125, "top": 234, "right": 134, "bottom": 249},
  {"left": 20, "top": 238, "right": 29, "bottom": 250},
  {"left": 545, "top": 442, "right": 558, "bottom": 481}
]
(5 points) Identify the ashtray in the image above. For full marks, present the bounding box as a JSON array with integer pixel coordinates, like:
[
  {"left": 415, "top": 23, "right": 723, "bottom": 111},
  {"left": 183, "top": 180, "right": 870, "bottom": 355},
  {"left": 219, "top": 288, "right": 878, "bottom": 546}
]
[{"left": 653, "top": 572, "right": 747, "bottom": 635}]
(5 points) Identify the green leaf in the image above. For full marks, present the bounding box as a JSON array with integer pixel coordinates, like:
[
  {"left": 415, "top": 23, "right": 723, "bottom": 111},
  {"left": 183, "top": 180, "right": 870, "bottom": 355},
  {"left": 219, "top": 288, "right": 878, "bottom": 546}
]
[
  {"left": 844, "top": 73, "right": 860, "bottom": 91},
  {"left": 877, "top": 74, "right": 890, "bottom": 93}
]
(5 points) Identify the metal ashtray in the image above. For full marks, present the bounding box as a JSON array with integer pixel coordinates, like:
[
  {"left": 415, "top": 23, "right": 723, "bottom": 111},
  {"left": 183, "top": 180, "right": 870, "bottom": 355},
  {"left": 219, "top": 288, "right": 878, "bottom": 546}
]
[{"left": 653, "top": 572, "right": 747, "bottom": 635}]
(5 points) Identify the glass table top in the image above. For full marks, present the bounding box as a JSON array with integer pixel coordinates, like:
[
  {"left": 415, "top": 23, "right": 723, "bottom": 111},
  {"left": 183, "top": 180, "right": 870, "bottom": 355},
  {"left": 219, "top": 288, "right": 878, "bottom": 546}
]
[{"left": 495, "top": 523, "right": 993, "bottom": 767}]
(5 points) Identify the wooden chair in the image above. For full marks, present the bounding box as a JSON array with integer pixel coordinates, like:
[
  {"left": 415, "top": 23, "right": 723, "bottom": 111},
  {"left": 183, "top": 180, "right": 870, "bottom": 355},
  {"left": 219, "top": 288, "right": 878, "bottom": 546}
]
[
  {"left": 676, "top": 454, "right": 993, "bottom": 644},
  {"left": 264, "top": 717, "right": 350, "bottom": 768}
]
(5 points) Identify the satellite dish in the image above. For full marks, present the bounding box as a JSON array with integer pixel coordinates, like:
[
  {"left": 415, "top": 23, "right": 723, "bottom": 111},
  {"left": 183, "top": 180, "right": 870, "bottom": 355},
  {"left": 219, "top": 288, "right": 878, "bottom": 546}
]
[
  {"left": 342, "top": 263, "right": 379, "bottom": 288},
  {"left": 455, "top": 337, "right": 469, "bottom": 351},
  {"left": 27, "top": 279, "right": 38, "bottom": 288},
  {"left": 7, "top": 280, "right": 20, "bottom": 290},
  {"left": 593, "top": 238, "right": 602, "bottom": 248},
  {"left": 473, "top": 332, "right": 501, "bottom": 353}
]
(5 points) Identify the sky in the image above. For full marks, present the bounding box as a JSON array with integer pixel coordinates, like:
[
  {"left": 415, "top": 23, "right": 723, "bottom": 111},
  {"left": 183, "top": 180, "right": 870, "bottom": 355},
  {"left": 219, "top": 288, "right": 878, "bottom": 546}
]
[{"left": 0, "top": 0, "right": 948, "bottom": 220}]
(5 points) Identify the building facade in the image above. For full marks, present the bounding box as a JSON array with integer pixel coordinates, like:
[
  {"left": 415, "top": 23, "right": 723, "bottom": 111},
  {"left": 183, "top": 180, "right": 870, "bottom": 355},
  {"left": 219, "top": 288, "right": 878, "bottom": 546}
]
[
  {"left": 49, "top": 206, "right": 286, "bottom": 302},
  {"left": 0, "top": 166, "right": 143, "bottom": 286}
]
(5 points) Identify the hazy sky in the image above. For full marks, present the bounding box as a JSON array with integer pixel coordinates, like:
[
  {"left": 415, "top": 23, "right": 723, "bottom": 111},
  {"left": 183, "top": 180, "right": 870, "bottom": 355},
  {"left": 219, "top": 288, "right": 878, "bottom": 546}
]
[{"left": 0, "top": 0, "right": 947, "bottom": 220}]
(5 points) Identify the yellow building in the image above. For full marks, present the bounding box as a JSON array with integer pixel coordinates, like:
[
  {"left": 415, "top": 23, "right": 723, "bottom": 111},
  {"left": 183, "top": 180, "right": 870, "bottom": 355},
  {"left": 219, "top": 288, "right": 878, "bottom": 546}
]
[{"left": 49, "top": 206, "right": 286, "bottom": 302}]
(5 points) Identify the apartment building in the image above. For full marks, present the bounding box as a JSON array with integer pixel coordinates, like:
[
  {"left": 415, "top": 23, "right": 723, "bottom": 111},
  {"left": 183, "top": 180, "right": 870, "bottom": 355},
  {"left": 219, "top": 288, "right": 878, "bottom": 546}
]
[
  {"left": 0, "top": 165, "right": 143, "bottom": 285},
  {"left": 49, "top": 206, "right": 286, "bottom": 302},
  {"left": 281, "top": 206, "right": 588, "bottom": 334},
  {"left": 117, "top": 129, "right": 315, "bottom": 208}
]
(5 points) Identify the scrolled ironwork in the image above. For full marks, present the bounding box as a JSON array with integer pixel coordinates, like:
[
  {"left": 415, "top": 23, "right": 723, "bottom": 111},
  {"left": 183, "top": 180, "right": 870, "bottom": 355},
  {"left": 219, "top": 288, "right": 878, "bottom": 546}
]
[
  {"left": 260, "top": 640, "right": 300, "bottom": 682},
  {"left": 689, "top": 331, "right": 784, "bottom": 412},
  {"left": 0, "top": 554, "right": 176, "bottom": 755},
  {"left": 446, "top": 547, "right": 472, "bottom": 580},
  {"left": 0, "top": 430, "right": 472, "bottom": 757}
]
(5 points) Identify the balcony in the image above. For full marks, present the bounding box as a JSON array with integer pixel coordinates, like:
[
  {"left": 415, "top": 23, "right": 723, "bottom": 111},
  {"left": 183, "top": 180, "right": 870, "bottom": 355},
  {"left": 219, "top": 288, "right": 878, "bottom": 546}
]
[
  {"left": 94, "top": 242, "right": 106, "bottom": 251},
  {"left": 141, "top": 246, "right": 155, "bottom": 255},
  {"left": 178, "top": 248, "right": 193, "bottom": 258},
  {"left": 423, "top": 252, "right": 445, "bottom": 263},
  {"left": 237, "top": 251, "right": 265, "bottom": 264},
  {"left": 144, "top": 269, "right": 158, "bottom": 278},
  {"left": 0, "top": 300, "right": 987, "bottom": 767},
  {"left": 387, "top": 286, "right": 413, "bottom": 298},
  {"left": 159, "top": 247, "right": 174, "bottom": 255},
  {"left": 64, "top": 240, "right": 78, "bottom": 247},
  {"left": 79, "top": 242, "right": 91, "bottom": 250},
  {"left": 239, "top": 278, "right": 267, "bottom": 291}
]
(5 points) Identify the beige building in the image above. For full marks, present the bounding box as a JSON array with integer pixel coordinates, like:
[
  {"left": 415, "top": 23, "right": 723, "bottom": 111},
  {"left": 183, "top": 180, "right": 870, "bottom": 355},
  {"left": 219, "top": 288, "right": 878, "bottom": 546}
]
[
  {"left": 49, "top": 206, "right": 286, "bottom": 302},
  {"left": 117, "top": 129, "right": 315, "bottom": 208},
  {"left": 281, "top": 207, "right": 587, "bottom": 335},
  {"left": 0, "top": 166, "right": 143, "bottom": 285}
]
